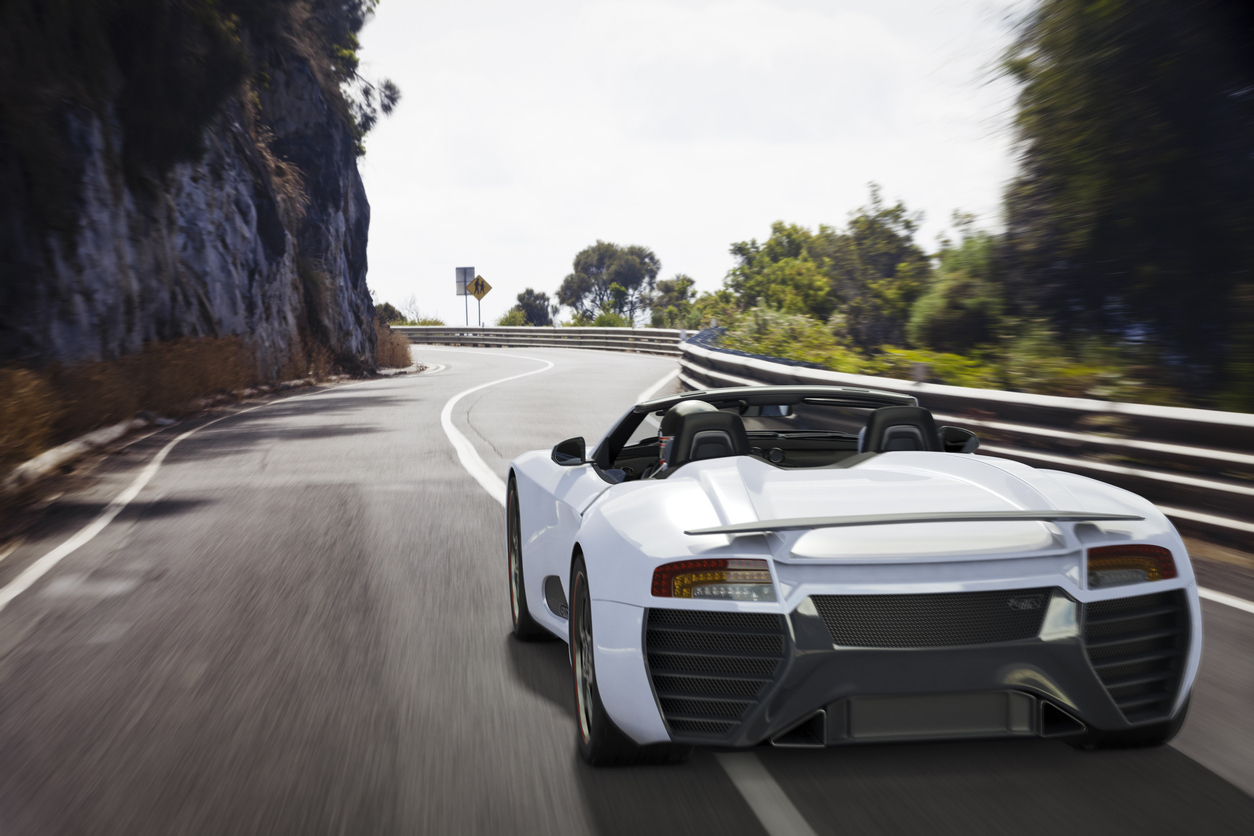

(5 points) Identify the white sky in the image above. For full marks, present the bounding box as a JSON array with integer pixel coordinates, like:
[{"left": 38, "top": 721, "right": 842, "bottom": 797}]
[{"left": 357, "top": 0, "right": 1030, "bottom": 325}]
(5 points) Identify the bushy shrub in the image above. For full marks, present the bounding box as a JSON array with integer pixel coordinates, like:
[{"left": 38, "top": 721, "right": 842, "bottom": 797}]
[
  {"left": 374, "top": 317, "right": 413, "bottom": 367},
  {"left": 719, "top": 307, "right": 863, "bottom": 373},
  {"left": 496, "top": 308, "right": 528, "bottom": 326},
  {"left": 0, "top": 368, "right": 58, "bottom": 473},
  {"left": 592, "top": 311, "right": 629, "bottom": 327}
]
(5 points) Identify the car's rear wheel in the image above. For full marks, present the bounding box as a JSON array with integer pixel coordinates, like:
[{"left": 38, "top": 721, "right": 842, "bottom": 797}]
[
  {"left": 570, "top": 554, "right": 692, "bottom": 766},
  {"left": 1066, "top": 696, "right": 1191, "bottom": 750},
  {"left": 508, "top": 476, "right": 548, "bottom": 641}
]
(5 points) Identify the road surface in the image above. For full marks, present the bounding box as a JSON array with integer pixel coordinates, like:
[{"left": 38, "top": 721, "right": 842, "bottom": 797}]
[{"left": 0, "top": 346, "right": 1251, "bottom": 835}]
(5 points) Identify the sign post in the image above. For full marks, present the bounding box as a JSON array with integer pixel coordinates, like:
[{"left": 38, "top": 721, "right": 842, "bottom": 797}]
[
  {"left": 467, "top": 275, "right": 492, "bottom": 326},
  {"left": 455, "top": 267, "right": 474, "bottom": 326}
]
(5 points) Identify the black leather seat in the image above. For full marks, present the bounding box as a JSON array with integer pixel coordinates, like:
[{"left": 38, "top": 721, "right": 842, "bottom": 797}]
[
  {"left": 858, "top": 406, "right": 942, "bottom": 453},
  {"left": 668, "top": 409, "right": 751, "bottom": 470}
]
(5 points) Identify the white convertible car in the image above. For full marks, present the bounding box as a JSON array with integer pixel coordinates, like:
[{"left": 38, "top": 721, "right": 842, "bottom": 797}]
[{"left": 506, "top": 385, "right": 1200, "bottom": 765}]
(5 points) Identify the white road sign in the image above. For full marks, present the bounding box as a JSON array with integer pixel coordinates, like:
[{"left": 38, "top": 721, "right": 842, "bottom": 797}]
[{"left": 456, "top": 266, "right": 474, "bottom": 297}]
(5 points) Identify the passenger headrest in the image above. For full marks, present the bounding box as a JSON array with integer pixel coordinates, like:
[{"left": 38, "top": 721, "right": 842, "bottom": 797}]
[
  {"left": 661, "top": 406, "right": 750, "bottom": 471},
  {"left": 858, "top": 406, "right": 942, "bottom": 453}
]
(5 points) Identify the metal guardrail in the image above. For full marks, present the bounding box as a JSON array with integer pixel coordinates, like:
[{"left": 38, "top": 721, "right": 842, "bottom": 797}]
[
  {"left": 391, "top": 324, "right": 1250, "bottom": 544},
  {"left": 395, "top": 325, "right": 683, "bottom": 356},
  {"left": 679, "top": 339, "right": 1254, "bottom": 546}
]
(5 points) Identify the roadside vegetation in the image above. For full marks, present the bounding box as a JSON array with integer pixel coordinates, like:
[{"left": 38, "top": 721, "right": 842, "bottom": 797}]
[
  {"left": 487, "top": 0, "right": 1250, "bottom": 411},
  {"left": 0, "top": 338, "right": 260, "bottom": 475}
]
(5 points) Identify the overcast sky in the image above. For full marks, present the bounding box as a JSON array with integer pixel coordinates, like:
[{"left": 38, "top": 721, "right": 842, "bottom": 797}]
[{"left": 357, "top": 0, "right": 1030, "bottom": 324}]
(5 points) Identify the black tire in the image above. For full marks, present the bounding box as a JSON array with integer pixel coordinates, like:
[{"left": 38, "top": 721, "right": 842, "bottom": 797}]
[
  {"left": 1066, "top": 696, "right": 1191, "bottom": 750},
  {"left": 508, "top": 476, "right": 548, "bottom": 641},
  {"left": 570, "top": 554, "right": 692, "bottom": 766}
]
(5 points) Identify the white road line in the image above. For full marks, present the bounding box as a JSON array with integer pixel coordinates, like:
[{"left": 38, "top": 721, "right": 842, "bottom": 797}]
[
  {"left": 1199, "top": 586, "right": 1254, "bottom": 615},
  {"left": 438, "top": 353, "right": 556, "bottom": 507},
  {"left": 0, "top": 383, "right": 366, "bottom": 613},
  {"left": 715, "top": 753, "right": 819, "bottom": 836},
  {"left": 637, "top": 369, "right": 679, "bottom": 403},
  {"left": 435, "top": 355, "right": 820, "bottom": 836}
]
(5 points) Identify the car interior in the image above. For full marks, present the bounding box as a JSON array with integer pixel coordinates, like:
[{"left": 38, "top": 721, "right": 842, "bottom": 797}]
[{"left": 605, "top": 399, "right": 975, "bottom": 482}]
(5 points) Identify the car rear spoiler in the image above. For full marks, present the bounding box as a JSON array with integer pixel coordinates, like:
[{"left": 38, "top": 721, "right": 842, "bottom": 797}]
[{"left": 684, "top": 511, "right": 1144, "bottom": 536}]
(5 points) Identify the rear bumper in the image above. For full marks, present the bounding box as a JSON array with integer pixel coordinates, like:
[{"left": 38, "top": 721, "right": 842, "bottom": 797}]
[{"left": 643, "top": 588, "right": 1193, "bottom": 748}]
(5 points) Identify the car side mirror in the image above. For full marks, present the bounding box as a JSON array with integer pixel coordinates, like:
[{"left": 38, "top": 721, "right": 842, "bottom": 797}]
[
  {"left": 552, "top": 437, "right": 587, "bottom": 466},
  {"left": 939, "top": 426, "right": 979, "bottom": 454}
]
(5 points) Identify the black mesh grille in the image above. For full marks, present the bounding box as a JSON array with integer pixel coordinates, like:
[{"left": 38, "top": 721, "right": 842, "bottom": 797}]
[
  {"left": 644, "top": 609, "right": 788, "bottom": 742},
  {"left": 1083, "top": 590, "right": 1188, "bottom": 724},
  {"left": 646, "top": 629, "right": 784, "bottom": 655},
  {"left": 646, "top": 653, "right": 780, "bottom": 677},
  {"left": 542, "top": 576, "right": 568, "bottom": 619},
  {"left": 810, "top": 589, "right": 1051, "bottom": 648},
  {"left": 652, "top": 675, "right": 766, "bottom": 698},
  {"left": 661, "top": 697, "right": 751, "bottom": 718},
  {"left": 669, "top": 718, "right": 735, "bottom": 735}
]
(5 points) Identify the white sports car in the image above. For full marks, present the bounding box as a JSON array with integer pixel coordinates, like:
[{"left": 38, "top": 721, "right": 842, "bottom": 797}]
[{"left": 506, "top": 385, "right": 1200, "bottom": 765}]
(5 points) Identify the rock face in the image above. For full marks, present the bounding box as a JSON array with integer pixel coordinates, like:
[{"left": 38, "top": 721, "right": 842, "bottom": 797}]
[{"left": 0, "top": 55, "right": 375, "bottom": 375}]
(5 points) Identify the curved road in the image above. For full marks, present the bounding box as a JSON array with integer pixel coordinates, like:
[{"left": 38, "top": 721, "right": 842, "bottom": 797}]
[{"left": 0, "top": 346, "right": 1251, "bottom": 835}]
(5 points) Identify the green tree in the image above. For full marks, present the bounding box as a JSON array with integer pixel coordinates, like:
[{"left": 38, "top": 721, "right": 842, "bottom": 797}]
[
  {"left": 908, "top": 224, "right": 1003, "bottom": 353},
  {"left": 816, "top": 185, "right": 930, "bottom": 348},
  {"left": 648, "top": 274, "right": 696, "bottom": 327},
  {"left": 376, "top": 301, "right": 405, "bottom": 324},
  {"left": 558, "top": 241, "right": 660, "bottom": 323},
  {"left": 514, "top": 288, "right": 556, "bottom": 326},
  {"left": 496, "top": 308, "right": 528, "bottom": 326},
  {"left": 723, "top": 185, "right": 931, "bottom": 349},
  {"left": 1000, "top": 0, "right": 1254, "bottom": 395}
]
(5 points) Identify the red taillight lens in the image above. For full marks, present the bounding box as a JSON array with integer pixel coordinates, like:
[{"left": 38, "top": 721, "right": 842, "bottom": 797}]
[
  {"left": 1087, "top": 544, "right": 1177, "bottom": 588},
  {"left": 651, "top": 558, "right": 773, "bottom": 600}
]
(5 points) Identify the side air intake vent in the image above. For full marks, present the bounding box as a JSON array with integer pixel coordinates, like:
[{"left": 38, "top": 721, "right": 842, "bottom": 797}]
[
  {"left": 543, "top": 575, "right": 568, "bottom": 619},
  {"left": 1083, "top": 590, "right": 1188, "bottom": 724},
  {"left": 811, "top": 589, "right": 1052, "bottom": 648},
  {"left": 644, "top": 608, "right": 787, "bottom": 742}
]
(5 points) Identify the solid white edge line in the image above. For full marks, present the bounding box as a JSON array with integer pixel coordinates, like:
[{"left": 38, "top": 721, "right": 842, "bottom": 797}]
[
  {"left": 1199, "top": 586, "right": 1254, "bottom": 615},
  {"left": 714, "top": 753, "right": 819, "bottom": 836},
  {"left": 438, "top": 354, "right": 556, "bottom": 507},
  {"left": 637, "top": 369, "right": 679, "bottom": 403},
  {"left": 0, "top": 382, "right": 368, "bottom": 613}
]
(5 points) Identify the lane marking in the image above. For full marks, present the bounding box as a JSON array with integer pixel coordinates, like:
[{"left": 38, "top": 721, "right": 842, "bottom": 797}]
[
  {"left": 438, "top": 352, "right": 556, "bottom": 506},
  {"left": 435, "top": 354, "right": 819, "bottom": 835},
  {"left": 637, "top": 369, "right": 679, "bottom": 403},
  {"left": 1199, "top": 586, "right": 1254, "bottom": 615},
  {"left": 0, "top": 383, "right": 369, "bottom": 613},
  {"left": 715, "top": 753, "right": 819, "bottom": 836},
  {"left": 637, "top": 370, "right": 679, "bottom": 431}
]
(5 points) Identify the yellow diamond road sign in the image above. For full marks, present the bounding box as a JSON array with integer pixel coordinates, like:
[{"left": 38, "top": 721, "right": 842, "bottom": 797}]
[{"left": 468, "top": 275, "right": 491, "bottom": 301}]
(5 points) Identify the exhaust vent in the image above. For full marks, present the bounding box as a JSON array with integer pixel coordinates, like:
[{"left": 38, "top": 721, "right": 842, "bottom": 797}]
[
  {"left": 1082, "top": 590, "right": 1188, "bottom": 723},
  {"left": 542, "top": 575, "right": 568, "bottom": 619},
  {"left": 644, "top": 608, "right": 787, "bottom": 743}
]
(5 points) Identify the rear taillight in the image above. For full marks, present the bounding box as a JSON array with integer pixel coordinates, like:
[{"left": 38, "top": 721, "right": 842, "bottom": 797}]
[
  {"left": 651, "top": 558, "right": 775, "bottom": 601},
  {"left": 1087, "top": 544, "right": 1177, "bottom": 588}
]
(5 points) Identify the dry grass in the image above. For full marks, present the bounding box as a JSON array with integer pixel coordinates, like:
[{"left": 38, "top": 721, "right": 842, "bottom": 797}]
[
  {"left": 0, "top": 337, "right": 261, "bottom": 474},
  {"left": 375, "top": 317, "right": 413, "bottom": 368},
  {"left": 0, "top": 368, "right": 58, "bottom": 473}
]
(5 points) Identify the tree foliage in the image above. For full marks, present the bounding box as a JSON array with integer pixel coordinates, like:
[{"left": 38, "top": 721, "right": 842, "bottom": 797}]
[
  {"left": 908, "top": 224, "right": 1003, "bottom": 353},
  {"left": 513, "top": 288, "right": 556, "bottom": 326},
  {"left": 724, "top": 185, "right": 931, "bottom": 350},
  {"left": 648, "top": 274, "right": 697, "bottom": 328},
  {"left": 1001, "top": 0, "right": 1254, "bottom": 395},
  {"left": 558, "top": 241, "right": 660, "bottom": 323}
]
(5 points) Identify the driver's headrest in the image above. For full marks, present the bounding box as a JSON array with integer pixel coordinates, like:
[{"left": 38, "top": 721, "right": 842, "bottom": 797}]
[
  {"left": 659, "top": 400, "right": 750, "bottom": 471},
  {"left": 858, "top": 406, "right": 942, "bottom": 453}
]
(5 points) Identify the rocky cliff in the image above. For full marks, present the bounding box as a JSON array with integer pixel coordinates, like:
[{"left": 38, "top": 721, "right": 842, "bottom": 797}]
[{"left": 0, "top": 8, "right": 377, "bottom": 376}]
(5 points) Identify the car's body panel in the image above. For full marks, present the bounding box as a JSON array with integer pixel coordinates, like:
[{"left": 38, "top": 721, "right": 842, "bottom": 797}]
[
  {"left": 509, "top": 387, "right": 1202, "bottom": 748},
  {"left": 589, "top": 600, "right": 670, "bottom": 743}
]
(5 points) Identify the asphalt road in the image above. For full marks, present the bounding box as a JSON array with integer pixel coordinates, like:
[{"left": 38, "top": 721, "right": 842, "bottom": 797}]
[{"left": 1, "top": 346, "right": 1251, "bottom": 835}]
